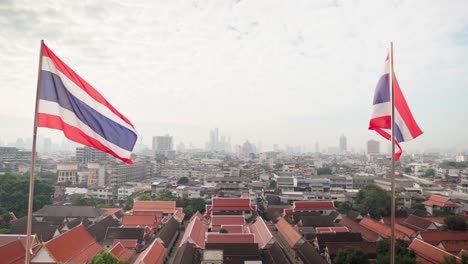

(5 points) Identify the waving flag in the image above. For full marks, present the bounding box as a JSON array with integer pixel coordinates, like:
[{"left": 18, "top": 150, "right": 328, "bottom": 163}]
[
  {"left": 37, "top": 43, "right": 137, "bottom": 164},
  {"left": 369, "top": 55, "right": 422, "bottom": 160}
]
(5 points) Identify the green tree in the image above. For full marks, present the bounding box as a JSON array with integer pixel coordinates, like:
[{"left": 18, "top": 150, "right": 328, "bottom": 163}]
[
  {"left": 176, "top": 198, "right": 205, "bottom": 220},
  {"left": 89, "top": 250, "right": 129, "bottom": 264},
  {"left": 376, "top": 239, "right": 416, "bottom": 264},
  {"left": 410, "top": 202, "right": 426, "bottom": 211},
  {"left": 177, "top": 177, "right": 189, "bottom": 185},
  {"left": 317, "top": 167, "right": 332, "bottom": 175},
  {"left": 269, "top": 180, "right": 277, "bottom": 189},
  {"left": 424, "top": 168, "right": 435, "bottom": 177},
  {"left": 444, "top": 215, "right": 467, "bottom": 231},
  {"left": 138, "top": 193, "right": 151, "bottom": 201},
  {"left": 219, "top": 228, "right": 228, "bottom": 233},
  {"left": 355, "top": 184, "right": 391, "bottom": 219},
  {"left": 404, "top": 167, "right": 412, "bottom": 174},
  {"left": 442, "top": 255, "right": 458, "bottom": 264},
  {"left": 334, "top": 247, "right": 368, "bottom": 264},
  {"left": 0, "top": 174, "right": 53, "bottom": 217},
  {"left": 273, "top": 163, "right": 283, "bottom": 170},
  {"left": 334, "top": 201, "right": 352, "bottom": 214}
]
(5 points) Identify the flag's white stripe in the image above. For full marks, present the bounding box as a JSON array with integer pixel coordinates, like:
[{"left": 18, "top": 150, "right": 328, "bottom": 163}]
[
  {"left": 382, "top": 59, "right": 390, "bottom": 75},
  {"left": 38, "top": 99, "right": 132, "bottom": 159},
  {"left": 371, "top": 102, "right": 391, "bottom": 119},
  {"left": 371, "top": 102, "right": 414, "bottom": 142},
  {"left": 41, "top": 56, "right": 137, "bottom": 135},
  {"left": 395, "top": 108, "right": 414, "bottom": 141}
]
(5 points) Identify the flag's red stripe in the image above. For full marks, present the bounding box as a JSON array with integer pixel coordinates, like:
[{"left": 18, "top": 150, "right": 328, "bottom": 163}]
[
  {"left": 37, "top": 113, "right": 133, "bottom": 164},
  {"left": 41, "top": 44, "right": 135, "bottom": 128},
  {"left": 393, "top": 76, "right": 423, "bottom": 138}
]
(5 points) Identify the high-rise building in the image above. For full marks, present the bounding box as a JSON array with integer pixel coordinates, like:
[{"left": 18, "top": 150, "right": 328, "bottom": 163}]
[
  {"left": 153, "top": 134, "right": 173, "bottom": 154},
  {"left": 315, "top": 141, "right": 320, "bottom": 153},
  {"left": 367, "top": 140, "right": 380, "bottom": 154},
  {"left": 339, "top": 135, "right": 347, "bottom": 153},
  {"left": 76, "top": 146, "right": 110, "bottom": 164}
]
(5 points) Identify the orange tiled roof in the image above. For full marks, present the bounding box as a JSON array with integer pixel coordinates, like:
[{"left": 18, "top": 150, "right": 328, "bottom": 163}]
[
  {"left": 178, "top": 217, "right": 207, "bottom": 249},
  {"left": 293, "top": 201, "right": 336, "bottom": 211},
  {"left": 211, "top": 216, "right": 245, "bottom": 232},
  {"left": 133, "top": 201, "right": 176, "bottom": 214},
  {"left": 359, "top": 217, "right": 406, "bottom": 240},
  {"left": 338, "top": 217, "right": 381, "bottom": 242},
  {"left": 422, "top": 195, "right": 460, "bottom": 208},
  {"left": 102, "top": 208, "right": 124, "bottom": 216},
  {"left": 418, "top": 231, "right": 468, "bottom": 245},
  {"left": 438, "top": 240, "right": 468, "bottom": 255},
  {"left": 395, "top": 223, "right": 416, "bottom": 237},
  {"left": 45, "top": 225, "right": 103, "bottom": 263},
  {"left": 113, "top": 239, "right": 138, "bottom": 249},
  {"left": 110, "top": 242, "right": 135, "bottom": 261},
  {"left": 206, "top": 233, "right": 255, "bottom": 244},
  {"left": 220, "top": 225, "right": 245, "bottom": 233},
  {"left": 133, "top": 238, "right": 166, "bottom": 264},
  {"left": 409, "top": 238, "right": 459, "bottom": 264},
  {"left": 121, "top": 215, "right": 156, "bottom": 227},
  {"left": 275, "top": 217, "right": 303, "bottom": 248},
  {"left": 173, "top": 208, "right": 185, "bottom": 224},
  {"left": 191, "top": 211, "right": 209, "bottom": 225},
  {"left": 0, "top": 240, "right": 25, "bottom": 264},
  {"left": 315, "top": 227, "right": 349, "bottom": 234},
  {"left": 403, "top": 215, "right": 435, "bottom": 231},
  {"left": 250, "top": 217, "right": 274, "bottom": 249}
]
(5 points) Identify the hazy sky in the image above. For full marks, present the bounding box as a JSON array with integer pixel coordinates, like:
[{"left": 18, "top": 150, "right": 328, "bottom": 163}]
[{"left": 0, "top": 0, "right": 467, "bottom": 152}]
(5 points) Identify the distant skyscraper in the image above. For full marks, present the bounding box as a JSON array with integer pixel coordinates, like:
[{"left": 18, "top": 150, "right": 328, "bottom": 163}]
[
  {"left": 153, "top": 134, "right": 173, "bottom": 154},
  {"left": 43, "top": 137, "right": 52, "bottom": 154},
  {"left": 315, "top": 141, "right": 320, "bottom": 153},
  {"left": 367, "top": 140, "right": 380, "bottom": 154},
  {"left": 339, "top": 135, "right": 347, "bottom": 153}
]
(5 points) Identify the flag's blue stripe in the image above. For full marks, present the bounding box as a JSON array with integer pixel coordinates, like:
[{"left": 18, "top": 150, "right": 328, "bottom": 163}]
[
  {"left": 373, "top": 74, "right": 390, "bottom": 104},
  {"left": 395, "top": 123, "right": 404, "bottom": 143},
  {"left": 39, "top": 70, "right": 137, "bottom": 151}
]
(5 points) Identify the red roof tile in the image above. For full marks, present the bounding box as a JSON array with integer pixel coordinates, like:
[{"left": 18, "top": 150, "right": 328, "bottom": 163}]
[
  {"left": 395, "top": 223, "right": 416, "bottom": 237},
  {"left": 211, "top": 216, "right": 245, "bottom": 232},
  {"left": 205, "top": 233, "right": 255, "bottom": 244},
  {"left": 45, "top": 225, "right": 103, "bottom": 263},
  {"left": 338, "top": 217, "right": 381, "bottom": 242},
  {"left": 418, "top": 231, "right": 468, "bottom": 245},
  {"left": 133, "top": 201, "right": 176, "bottom": 214},
  {"left": 422, "top": 195, "right": 460, "bottom": 208},
  {"left": 409, "top": 238, "right": 459, "bottom": 264},
  {"left": 283, "top": 208, "right": 293, "bottom": 217},
  {"left": 250, "top": 217, "right": 274, "bottom": 249},
  {"left": 0, "top": 234, "right": 39, "bottom": 248},
  {"left": 122, "top": 215, "right": 157, "bottom": 227},
  {"left": 178, "top": 217, "right": 207, "bottom": 249},
  {"left": 220, "top": 225, "right": 245, "bottom": 233},
  {"left": 191, "top": 211, "right": 209, "bottom": 225},
  {"left": 403, "top": 215, "right": 436, "bottom": 231},
  {"left": 110, "top": 242, "right": 135, "bottom": 261},
  {"left": 0, "top": 240, "right": 25, "bottom": 264},
  {"left": 275, "top": 217, "right": 303, "bottom": 248},
  {"left": 205, "top": 198, "right": 255, "bottom": 216},
  {"left": 438, "top": 240, "right": 468, "bottom": 255},
  {"left": 113, "top": 239, "right": 138, "bottom": 249},
  {"left": 67, "top": 242, "right": 103, "bottom": 263},
  {"left": 316, "top": 227, "right": 349, "bottom": 234},
  {"left": 359, "top": 217, "right": 407, "bottom": 240},
  {"left": 173, "top": 208, "right": 185, "bottom": 224},
  {"left": 133, "top": 239, "right": 166, "bottom": 264},
  {"left": 293, "top": 201, "right": 336, "bottom": 211},
  {"left": 102, "top": 208, "right": 124, "bottom": 216}
]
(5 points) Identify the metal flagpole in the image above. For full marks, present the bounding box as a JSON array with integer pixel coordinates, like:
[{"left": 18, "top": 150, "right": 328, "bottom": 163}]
[
  {"left": 25, "top": 39, "right": 44, "bottom": 264},
  {"left": 389, "top": 41, "right": 396, "bottom": 264}
]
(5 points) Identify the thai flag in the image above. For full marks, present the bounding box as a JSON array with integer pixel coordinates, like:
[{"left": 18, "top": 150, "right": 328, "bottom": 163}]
[
  {"left": 369, "top": 55, "right": 423, "bottom": 160},
  {"left": 37, "top": 43, "right": 137, "bottom": 164}
]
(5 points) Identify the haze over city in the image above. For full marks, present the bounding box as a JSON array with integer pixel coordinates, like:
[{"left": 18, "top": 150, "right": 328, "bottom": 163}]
[{"left": 1, "top": 0, "right": 467, "bottom": 152}]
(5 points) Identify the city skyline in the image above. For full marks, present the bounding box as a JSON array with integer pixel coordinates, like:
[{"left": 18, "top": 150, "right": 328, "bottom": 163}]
[{"left": 1, "top": 1, "right": 467, "bottom": 153}]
